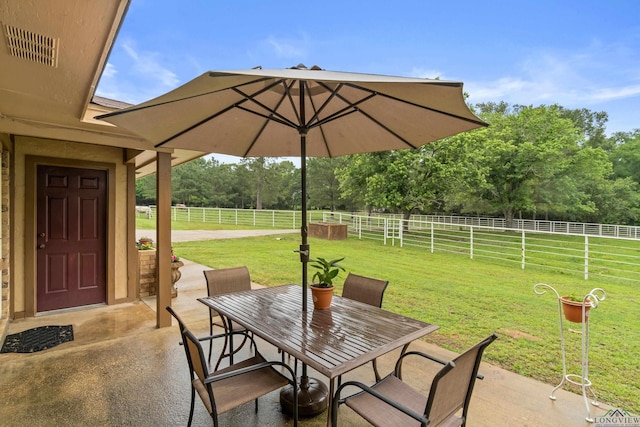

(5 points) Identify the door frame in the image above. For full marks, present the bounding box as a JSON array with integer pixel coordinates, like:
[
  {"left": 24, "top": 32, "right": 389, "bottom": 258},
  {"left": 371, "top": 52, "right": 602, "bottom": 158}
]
[{"left": 24, "top": 156, "right": 116, "bottom": 316}]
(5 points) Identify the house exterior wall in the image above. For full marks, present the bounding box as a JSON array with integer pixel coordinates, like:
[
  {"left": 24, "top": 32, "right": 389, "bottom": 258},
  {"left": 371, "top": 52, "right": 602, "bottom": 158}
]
[
  {"left": 1, "top": 139, "right": 9, "bottom": 336},
  {"left": 12, "top": 136, "right": 131, "bottom": 317}
]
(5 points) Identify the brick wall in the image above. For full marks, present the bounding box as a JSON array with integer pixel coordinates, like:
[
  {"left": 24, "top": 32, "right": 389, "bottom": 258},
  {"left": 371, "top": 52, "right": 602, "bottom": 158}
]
[
  {"left": 138, "top": 249, "right": 157, "bottom": 297},
  {"left": 138, "top": 249, "right": 177, "bottom": 298}
]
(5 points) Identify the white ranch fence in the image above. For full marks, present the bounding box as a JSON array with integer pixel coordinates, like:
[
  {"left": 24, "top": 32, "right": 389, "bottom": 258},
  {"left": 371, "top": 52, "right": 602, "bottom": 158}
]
[{"left": 138, "top": 207, "right": 640, "bottom": 283}]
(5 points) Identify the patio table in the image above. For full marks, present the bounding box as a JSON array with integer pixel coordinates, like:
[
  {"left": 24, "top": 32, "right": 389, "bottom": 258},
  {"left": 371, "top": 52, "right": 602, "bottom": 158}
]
[{"left": 198, "top": 284, "right": 439, "bottom": 425}]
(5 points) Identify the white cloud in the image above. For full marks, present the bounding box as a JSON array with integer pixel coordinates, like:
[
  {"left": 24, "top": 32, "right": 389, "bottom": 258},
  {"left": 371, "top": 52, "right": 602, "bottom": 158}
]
[
  {"left": 96, "top": 39, "right": 183, "bottom": 104},
  {"left": 102, "top": 62, "right": 117, "bottom": 78},
  {"left": 466, "top": 42, "right": 640, "bottom": 109},
  {"left": 122, "top": 40, "right": 179, "bottom": 88},
  {"left": 261, "top": 35, "right": 307, "bottom": 59}
]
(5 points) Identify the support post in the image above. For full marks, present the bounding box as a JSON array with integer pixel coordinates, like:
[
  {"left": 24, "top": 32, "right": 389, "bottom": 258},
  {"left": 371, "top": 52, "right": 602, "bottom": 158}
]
[{"left": 156, "top": 152, "right": 172, "bottom": 328}]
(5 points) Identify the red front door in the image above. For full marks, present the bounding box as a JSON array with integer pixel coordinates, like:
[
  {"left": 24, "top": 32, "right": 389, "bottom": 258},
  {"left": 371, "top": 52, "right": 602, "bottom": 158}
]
[{"left": 36, "top": 165, "right": 107, "bottom": 312}]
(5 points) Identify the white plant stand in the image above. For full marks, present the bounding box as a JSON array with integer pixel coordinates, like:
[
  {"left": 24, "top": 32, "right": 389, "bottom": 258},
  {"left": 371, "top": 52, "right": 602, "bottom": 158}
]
[{"left": 533, "top": 284, "right": 606, "bottom": 423}]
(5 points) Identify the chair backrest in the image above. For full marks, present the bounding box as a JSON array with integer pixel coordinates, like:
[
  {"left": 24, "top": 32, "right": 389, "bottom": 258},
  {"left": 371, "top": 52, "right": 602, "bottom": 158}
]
[
  {"left": 424, "top": 333, "right": 498, "bottom": 425},
  {"left": 203, "top": 266, "right": 251, "bottom": 297},
  {"left": 341, "top": 273, "right": 389, "bottom": 308},
  {"left": 166, "top": 306, "right": 211, "bottom": 384}
]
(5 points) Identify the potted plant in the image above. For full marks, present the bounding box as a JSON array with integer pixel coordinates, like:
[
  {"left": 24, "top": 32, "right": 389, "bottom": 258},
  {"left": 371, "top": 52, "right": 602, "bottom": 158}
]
[
  {"left": 560, "top": 294, "right": 592, "bottom": 323},
  {"left": 136, "top": 236, "right": 154, "bottom": 250},
  {"left": 309, "top": 256, "right": 345, "bottom": 309}
]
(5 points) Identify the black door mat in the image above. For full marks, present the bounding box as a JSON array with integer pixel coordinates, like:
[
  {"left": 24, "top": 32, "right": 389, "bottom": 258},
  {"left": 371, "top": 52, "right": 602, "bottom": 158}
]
[{"left": 1, "top": 325, "right": 74, "bottom": 353}]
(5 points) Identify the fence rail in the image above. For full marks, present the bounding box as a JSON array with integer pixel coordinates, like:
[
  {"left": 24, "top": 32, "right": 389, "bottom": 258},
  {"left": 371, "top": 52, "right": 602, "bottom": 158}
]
[{"left": 139, "top": 206, "right": 640, "bottom": 283}]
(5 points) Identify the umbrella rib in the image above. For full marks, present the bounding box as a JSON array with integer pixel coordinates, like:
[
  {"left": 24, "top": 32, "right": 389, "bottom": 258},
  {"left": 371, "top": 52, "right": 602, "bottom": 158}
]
[
  {"left": 232, "top": 79, "right": 301, "bottom": 129},
  {"left": 356, "top": 108, "right": 419, "bottom": 149},
  {"left": 233, "top": 79, "right": 300, "bottom": 157},
  {"left": 151, "top": 77, "right": 284, "bottom": 147},
  {"left": 342, "top": 82, "right": 488, "bottom": 127},
  {"left": 154, "top": 103, "right": 238, "bottom": 148},
  {"left": 304, "top": 81, "right": 343, "bottom": 126}
]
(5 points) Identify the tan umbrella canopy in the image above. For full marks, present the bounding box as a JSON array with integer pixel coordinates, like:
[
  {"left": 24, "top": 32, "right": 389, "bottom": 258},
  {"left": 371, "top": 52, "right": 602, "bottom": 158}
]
[
  {"left": 98, "top": 64, "right": 487, "bottom": 311},
  {"left": 100, "top": 64, "right": 485, "bottom": 158}
]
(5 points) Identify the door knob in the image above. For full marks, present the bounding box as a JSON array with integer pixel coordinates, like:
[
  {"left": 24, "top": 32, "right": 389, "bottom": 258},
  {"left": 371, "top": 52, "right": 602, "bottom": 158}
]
[
  {"left": 38, "top": 244, "right": 46, "bottom": 249},
  {"left": 38, "top": 233, "right": 45, "bottom": 238}
]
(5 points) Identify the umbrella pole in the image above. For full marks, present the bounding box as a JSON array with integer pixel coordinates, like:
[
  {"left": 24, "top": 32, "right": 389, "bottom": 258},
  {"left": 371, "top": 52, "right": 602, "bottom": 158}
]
[
  {"left": 280, "top": 86, "right": 329, "bottom": 418},
  {"left": 300, "top": 132, "right": 309, "bottom": 312}
]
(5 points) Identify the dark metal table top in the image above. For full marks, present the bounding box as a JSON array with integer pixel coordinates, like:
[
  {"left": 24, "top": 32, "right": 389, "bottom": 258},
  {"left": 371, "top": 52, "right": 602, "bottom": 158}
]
[{"left": 198, "top": 284, "right": 439, "bottom": 379}]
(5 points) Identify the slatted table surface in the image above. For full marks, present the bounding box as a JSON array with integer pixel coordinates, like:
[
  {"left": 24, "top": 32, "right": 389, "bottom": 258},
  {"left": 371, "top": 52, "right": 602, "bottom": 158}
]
[{"left": 198, "top": 284, "right": 439, "bottom": 379}]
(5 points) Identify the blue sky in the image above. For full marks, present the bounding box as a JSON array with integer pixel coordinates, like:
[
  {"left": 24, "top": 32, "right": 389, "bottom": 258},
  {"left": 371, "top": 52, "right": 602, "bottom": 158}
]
[{"left": 97, "top": 0, "right": 640, "bottom": 163}]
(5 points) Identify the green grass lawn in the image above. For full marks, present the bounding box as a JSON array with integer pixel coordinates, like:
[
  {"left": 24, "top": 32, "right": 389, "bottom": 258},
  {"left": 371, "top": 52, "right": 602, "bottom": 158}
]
[{"left": 142, "top": 220, "right": 639, "bottom": 411}]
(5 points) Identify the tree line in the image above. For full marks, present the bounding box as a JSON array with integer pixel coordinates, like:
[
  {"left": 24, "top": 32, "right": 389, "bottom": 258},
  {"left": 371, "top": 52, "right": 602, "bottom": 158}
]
[{"left": 136, "top": 102, "right": 640, "bottom": 226}]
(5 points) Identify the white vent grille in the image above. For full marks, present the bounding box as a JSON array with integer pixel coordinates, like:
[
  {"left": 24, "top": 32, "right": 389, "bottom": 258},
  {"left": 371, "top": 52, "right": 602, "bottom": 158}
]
[{"left": 2, "top": 23, "right": 58, "bottom": 67}]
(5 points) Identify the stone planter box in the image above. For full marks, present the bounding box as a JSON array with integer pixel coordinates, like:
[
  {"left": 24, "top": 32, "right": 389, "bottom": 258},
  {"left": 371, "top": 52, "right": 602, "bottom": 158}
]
[{"left": 309, "top": 222, "right": 348, "bottom": 240}]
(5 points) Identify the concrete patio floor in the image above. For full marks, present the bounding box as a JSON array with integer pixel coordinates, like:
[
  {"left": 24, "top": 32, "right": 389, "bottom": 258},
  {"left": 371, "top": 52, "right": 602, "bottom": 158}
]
[{"left": 1, "top": 254, "right": 613, "bottom": 426}]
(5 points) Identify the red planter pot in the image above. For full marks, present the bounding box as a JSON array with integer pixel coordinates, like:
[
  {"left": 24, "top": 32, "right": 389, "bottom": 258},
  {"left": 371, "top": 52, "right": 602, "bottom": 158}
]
[{"left": 560, "top": 296, "right": 591, "bottom": 323}]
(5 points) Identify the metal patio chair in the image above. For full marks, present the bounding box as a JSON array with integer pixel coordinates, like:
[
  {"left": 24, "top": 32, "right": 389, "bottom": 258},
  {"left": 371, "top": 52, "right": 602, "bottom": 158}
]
[
  {"left": 341, "top": 272, "right": 390, "bottom": 382},
  {"left": 203, "top": 267, "right": 253, "bottom": 370},
  {"left": 167, "top": 306, "right": 298, "bottom": 427},
  {"left": 331, "top": 333, "right": 498, "bottom": 427}
]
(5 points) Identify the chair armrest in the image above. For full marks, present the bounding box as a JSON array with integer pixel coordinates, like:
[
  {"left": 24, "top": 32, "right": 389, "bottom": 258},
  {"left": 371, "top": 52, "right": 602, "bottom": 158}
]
[
  {"left": 394, "top": 350, "right": 448, "bottom": 379},
  {"left": 204, "top": 360, "right": 296, "bottom": 384},
  {"left": 395, "top": 350, "right": 484, "bottom": 381},
  {"left": 179, "top": 330, "right": 254, "bottom": 346},
  {"left": 332, "top": 380, "right": 430, "bottom": 425}
]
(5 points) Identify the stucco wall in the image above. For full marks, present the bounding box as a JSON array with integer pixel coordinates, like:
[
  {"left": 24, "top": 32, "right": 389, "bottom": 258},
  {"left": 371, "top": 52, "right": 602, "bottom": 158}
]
[
  {"left": 13, "top": 136, "right": 130, "bottom": 315},
  {"left": 1, "top": 141, "right": 8, "bottom": 333}
]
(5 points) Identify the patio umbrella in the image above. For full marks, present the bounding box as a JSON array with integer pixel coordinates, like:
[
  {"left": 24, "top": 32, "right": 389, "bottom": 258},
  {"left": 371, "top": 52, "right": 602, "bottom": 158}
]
[
  {"left": 97, "top": 64, "right": 487, "bottom": 415},
  {"left": 98, "top": 64, "right": 486, "bottom": 309}
]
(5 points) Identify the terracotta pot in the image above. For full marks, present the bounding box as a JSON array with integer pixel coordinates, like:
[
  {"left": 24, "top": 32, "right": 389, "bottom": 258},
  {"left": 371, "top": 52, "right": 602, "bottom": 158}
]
[
  {"left": 560, "top": 296, "right": 591, "bottom": 323},
  {"left": 310, "top": 285, "right": 334, "bottom": 310}
]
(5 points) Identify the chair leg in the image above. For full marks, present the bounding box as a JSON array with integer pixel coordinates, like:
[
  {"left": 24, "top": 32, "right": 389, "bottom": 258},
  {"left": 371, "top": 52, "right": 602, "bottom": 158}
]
[
  {"left": 188, "top": 385, "right": 195, "bottom": 427},
  {"left": 214, "top": 331, "right": 230, "bottom": 371},
  {"left": 372, "top": 359, "right": 381, "bottom": 382},
  {"left": 208, "top": 316, "right": 214, "bottom": 364},
  {"left": 396, "top": 342, "right": 411, "bottom": 379}
]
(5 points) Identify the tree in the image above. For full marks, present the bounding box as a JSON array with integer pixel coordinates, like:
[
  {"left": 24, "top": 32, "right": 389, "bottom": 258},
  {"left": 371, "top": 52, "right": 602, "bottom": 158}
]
[
  {"left": 135, "top": 174, "right": 156, "bottom": 205},
  {"left": 463, "top": 104, "right": 587, "bottom": 227},
  {"left": 611, "top": 130, "right": 640, "bottom": 183},
  {"left": 337, "top": 141, "right": 468, "bottom": 220},
  {"left": 172, "top": 157, "right": 209, "bottom": 206},
  {"left": 271, "top": 160, "right": 299, "bottom": 210},
  {"left": 558, "top": 107, "right": 610, "bottom": 151},
  {"left": 307, "top": 157, "right": 347, "bottom": 211}
]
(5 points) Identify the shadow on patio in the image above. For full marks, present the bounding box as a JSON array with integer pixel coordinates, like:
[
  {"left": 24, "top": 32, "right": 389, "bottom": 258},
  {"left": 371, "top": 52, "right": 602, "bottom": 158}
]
[{"left": 0, "top": 258, "right": 610, "bottom": 426}]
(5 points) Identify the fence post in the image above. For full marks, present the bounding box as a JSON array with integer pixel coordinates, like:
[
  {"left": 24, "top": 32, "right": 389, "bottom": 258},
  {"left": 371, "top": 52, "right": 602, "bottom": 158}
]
[
  {"left": 430, "top": 222, "right": 434, "bottom": 253},
  {"left": 470, "top": 226, "right": 474, "bottom": 259},
  {"left": 585, "top": 235, "right": 589, "bottom": 280},
  {"left": 383, "top": 218, "right": 388, "bottom": 246},
  {"left": 399, "top": 219, "right": 404, "bottom": 248},
  {"left": 521, "top": 229, "right": 526, "bottom": 270}
]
